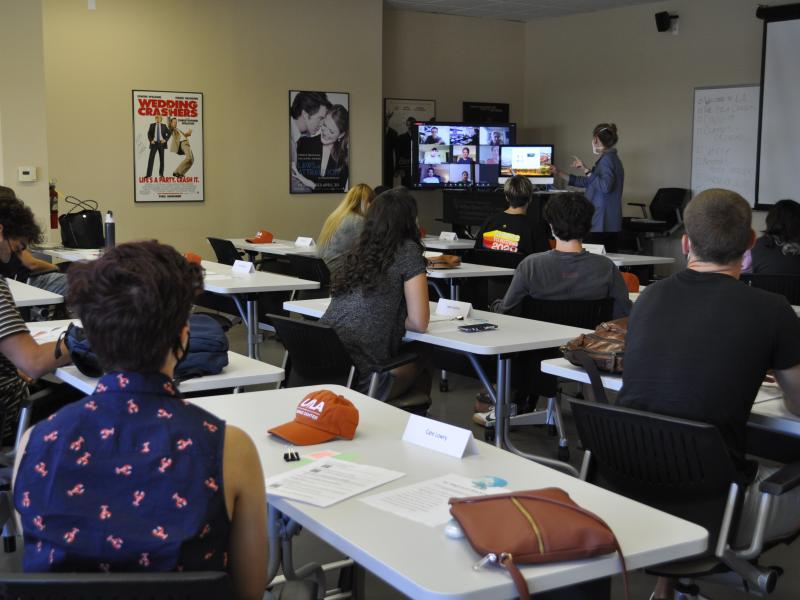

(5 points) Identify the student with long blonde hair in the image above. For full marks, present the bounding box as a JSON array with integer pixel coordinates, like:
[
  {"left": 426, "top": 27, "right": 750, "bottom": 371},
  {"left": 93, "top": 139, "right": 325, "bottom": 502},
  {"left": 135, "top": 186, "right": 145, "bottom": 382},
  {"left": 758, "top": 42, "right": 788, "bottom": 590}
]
[{"left": 318, "top": 183, "right": 375, "bottom": 274}]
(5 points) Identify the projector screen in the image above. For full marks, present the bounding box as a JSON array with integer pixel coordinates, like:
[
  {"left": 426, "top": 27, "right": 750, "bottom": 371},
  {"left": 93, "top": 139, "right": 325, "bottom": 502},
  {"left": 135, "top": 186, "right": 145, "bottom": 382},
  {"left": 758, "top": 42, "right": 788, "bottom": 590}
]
[{"left": 757, "top": 15, "right": 800, "bottom": 206}]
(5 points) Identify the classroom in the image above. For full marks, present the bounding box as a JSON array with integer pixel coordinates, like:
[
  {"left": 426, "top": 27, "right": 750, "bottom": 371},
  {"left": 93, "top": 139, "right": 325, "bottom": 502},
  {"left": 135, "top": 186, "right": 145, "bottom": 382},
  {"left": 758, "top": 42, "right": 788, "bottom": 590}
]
[{"left": 1, "top": 0, "right": 800, "bottom": 599}]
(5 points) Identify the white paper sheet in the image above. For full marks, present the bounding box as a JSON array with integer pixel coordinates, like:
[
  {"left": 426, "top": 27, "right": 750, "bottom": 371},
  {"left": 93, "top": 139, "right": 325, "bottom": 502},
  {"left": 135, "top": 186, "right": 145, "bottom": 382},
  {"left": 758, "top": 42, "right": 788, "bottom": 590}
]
[
  {"left": 360, "top": 474, "right": 503, "bottom": 527},
  {"left": 30, "top": 325, "right": 68, "bottom": 344},
  {"left": 264, "top": 458, "right": 404, "bottom": 508}
]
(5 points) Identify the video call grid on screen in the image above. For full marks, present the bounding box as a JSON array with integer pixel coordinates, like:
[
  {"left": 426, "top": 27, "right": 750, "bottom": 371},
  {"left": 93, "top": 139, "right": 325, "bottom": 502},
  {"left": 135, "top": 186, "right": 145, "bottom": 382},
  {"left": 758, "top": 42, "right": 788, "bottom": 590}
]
[
  {"left": 498, "top": 144, "right": 554, "bottom": 185},
  {"left": 413, "top": 122, "right": 516, "bottom": 188}
]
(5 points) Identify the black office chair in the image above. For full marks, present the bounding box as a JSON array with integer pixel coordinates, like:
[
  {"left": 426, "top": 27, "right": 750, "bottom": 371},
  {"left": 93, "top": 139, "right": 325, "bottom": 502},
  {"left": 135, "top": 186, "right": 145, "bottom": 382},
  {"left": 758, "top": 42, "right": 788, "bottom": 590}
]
[
  {"left": 741, "top": 273, "right": 800, "bottom": 306},
  {"left": 570, "top": 399, "right": 800, "bottom": 598},
  {"left": 505, "top": 297, "right": 614, "bottom": 460},
  {"left": 285, "top": 255, "right": 331, "bottom": 300},
  {"left": 0, "top": 572, "right": 232, "bottom": 599},
  {"left": 267, "top": 314, "right": 431, "bottom": 415},
  {"left": 622, "top": 187, "right": 691, "bottom": 252},
  {"left": 206, "top": 237, "right": 245, "bottom": 266}
]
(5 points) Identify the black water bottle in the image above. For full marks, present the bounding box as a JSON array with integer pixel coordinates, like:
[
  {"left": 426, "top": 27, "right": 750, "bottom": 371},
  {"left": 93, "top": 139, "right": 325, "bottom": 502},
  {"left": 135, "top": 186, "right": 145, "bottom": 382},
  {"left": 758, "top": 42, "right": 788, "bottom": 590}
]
[{"left": 104, "top": 210, "right": 115, "bottom": 248}]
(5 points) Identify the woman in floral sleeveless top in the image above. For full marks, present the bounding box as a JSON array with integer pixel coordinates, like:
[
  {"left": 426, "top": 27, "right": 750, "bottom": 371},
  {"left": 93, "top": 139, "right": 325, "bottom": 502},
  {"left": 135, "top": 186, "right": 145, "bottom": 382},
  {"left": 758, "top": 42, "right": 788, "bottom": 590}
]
[{"left": 13, "top": 241, "right": 267, "bottom": 600}]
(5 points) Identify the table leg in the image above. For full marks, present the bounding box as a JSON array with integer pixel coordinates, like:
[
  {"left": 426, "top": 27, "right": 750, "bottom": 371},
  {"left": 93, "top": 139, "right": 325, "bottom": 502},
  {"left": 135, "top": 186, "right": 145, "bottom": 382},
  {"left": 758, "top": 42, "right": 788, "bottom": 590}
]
[
  {"left": 449, "top": 278, "right": 459, "bottom": 300},
  {"left": 246, "top": 298, "right": 260, "bottom": 360}
]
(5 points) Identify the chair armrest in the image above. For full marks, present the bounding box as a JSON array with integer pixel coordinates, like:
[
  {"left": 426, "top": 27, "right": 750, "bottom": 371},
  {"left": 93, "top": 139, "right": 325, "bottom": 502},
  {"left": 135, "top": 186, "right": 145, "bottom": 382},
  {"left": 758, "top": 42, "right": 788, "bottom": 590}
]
[
  {"left": 760, "top": 461, "right": 800, "bottom": 495},
  {"left": 373, "top": 353, "right": 419, "bottom": 374},
  {"left": 626, "top": 202, "right": 648, "bottom": 218}
]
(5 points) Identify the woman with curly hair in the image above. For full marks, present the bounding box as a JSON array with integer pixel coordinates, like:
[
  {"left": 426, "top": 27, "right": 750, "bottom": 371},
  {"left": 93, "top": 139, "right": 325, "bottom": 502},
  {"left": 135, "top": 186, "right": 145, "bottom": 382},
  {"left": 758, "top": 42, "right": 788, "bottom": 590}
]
[
  {"left": 751, "top": 199, "right": 800, "bottom": 274},
  {"left": 321, "top": 187, "right": 430, "bottom": 400}
]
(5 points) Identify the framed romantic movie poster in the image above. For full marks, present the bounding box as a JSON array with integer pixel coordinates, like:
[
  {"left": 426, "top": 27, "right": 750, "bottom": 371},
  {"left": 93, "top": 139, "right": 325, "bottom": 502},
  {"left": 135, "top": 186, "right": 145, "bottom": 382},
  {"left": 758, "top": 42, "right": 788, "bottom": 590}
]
[
  {"left": 132, "top": 90, "right": 204, "bottom": 203},
  {"left": 289, "top": 90, "right": 350, "bottom": 194}
]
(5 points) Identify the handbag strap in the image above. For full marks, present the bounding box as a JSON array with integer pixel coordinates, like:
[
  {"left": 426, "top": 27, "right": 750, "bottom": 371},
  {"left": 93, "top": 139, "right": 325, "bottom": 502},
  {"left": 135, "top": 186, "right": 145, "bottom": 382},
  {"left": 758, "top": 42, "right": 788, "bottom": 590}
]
[
  {"left": 499, "top": 553, "right": 530, "bottom": 599},
  {"left": 570, "top": 349, "right": 610, "bottom": 404},
  {"left": 64, "top": 195, "right": 99, "bottom": 214}
]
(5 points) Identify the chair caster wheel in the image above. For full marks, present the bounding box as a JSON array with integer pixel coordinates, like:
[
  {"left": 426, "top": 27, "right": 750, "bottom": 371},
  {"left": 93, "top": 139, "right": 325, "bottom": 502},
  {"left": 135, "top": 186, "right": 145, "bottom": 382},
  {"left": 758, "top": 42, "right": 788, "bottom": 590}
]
[
  {"left": 484, "top": 428, "right": 495, "bottom": 442},
  {"left": 547, "top": 424, "right": 557, "bottom": 437},
  {"left": 557, "top": 446, "right": 570, "bottom": 462},
  {"left": 439, "top": 381, "right": 449, "bottom": 393}
]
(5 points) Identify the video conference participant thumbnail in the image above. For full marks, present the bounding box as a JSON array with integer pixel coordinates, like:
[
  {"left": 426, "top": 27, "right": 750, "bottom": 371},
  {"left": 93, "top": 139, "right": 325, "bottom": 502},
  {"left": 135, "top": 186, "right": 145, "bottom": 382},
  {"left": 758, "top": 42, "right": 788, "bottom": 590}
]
[
  {"left": 448, "top": 125, "right": 480, "bottom": 146},
  {"left": 479, "top": 145, "right": 501, "bottom": 165},
  {"left": 420, "top": 165, "right": 449, "bottom": 185},
  {"left": 447, "top": 165, "right": 473, "bottom": 186},
  {"left": 475, "top": 164, "right": 499, "bottom": 187},
  {"left": 419, "top": 144, "right": 448, "bottom": 164},
  {"left": 418, "top": 125, "right": 451, "bottom": 145},
  {"left": 453, "top": 145, "right": 476, "bottom": 164},
  {"left": 481, "top": 127, "right": 509, "bottom": 146}
]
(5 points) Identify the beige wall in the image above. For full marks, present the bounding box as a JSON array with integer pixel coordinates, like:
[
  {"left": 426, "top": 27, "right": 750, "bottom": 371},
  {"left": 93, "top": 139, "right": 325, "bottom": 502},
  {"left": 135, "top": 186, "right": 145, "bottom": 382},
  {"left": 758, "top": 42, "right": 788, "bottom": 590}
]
[
  {"left": 0, "top": 0, "right": 50, "bottom": 229},
  {"left": 383, "top": 9, "right": 525, "bottom": 229},
  {"left": 40, "top": 0, "right": 382, "bottom": 255},
  {"left": 525, "top": 0, "right": 763, "bottom": 208}
]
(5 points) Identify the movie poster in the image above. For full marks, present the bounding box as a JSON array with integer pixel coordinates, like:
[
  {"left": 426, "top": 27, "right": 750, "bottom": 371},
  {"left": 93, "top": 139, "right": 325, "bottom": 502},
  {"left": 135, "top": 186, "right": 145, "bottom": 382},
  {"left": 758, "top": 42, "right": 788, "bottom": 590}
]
[
  {"left": 289, "top": 90, "right": 350, "bottom": 194},
  {"left": 132, "top": 90, "right": 204, "bottom": 203}
]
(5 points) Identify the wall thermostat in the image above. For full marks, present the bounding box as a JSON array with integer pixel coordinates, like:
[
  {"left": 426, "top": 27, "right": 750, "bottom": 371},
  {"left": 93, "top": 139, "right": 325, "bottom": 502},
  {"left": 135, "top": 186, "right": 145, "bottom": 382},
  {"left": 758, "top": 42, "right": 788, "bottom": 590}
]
[{"left": 17, "top": 167, "right": 37, "bottom": 182}]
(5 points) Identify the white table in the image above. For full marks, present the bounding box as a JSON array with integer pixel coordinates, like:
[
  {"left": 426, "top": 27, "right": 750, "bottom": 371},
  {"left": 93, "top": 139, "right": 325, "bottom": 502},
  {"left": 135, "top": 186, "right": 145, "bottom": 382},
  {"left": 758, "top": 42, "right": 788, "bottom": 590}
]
[
  {"left": 539, "top": 357, "right": 795, "bottom": 437},
  {"left": 8, "top": 278, "right": 64, "bottom": 307},
  {"left": 202, "top": 260, "right": 319, "bottom": 359},
  {"left": 192, "top": 385, "right": 707, "bottom": 600},
  {"left": 284, "top": 298, "right": 588, "bottom": 460},
  {"left": 229, "top": 238, "right": 318, "bottom": 257},
  {"left": 422, "top": 236, "right": 476, "bottom": 251},
  {"left": 26, "top": 321, "right": 285, "bottom": 394},
  {"left": 605, "top": 253, "right": 674, "bottom": 268},
  {"left": 427, "top": 262, "right": 515, "bottom": 300},
  {"left": 34, "top": 246, "right": 102, "bottom": 263}
]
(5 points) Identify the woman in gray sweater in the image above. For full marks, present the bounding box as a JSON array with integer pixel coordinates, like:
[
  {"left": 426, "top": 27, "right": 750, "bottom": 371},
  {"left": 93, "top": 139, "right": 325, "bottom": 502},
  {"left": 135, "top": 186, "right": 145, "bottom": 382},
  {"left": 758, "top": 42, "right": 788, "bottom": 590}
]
[{"left": 318, "top": 183, "right": 375, "bottom": 275}]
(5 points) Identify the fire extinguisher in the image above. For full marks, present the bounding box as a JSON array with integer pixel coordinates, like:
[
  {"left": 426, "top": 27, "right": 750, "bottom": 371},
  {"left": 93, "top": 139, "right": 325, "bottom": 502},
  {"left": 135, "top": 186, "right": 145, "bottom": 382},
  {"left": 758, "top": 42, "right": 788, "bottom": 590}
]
[{"left": 49, "top": 180, "right": 58, "bottom": 229}]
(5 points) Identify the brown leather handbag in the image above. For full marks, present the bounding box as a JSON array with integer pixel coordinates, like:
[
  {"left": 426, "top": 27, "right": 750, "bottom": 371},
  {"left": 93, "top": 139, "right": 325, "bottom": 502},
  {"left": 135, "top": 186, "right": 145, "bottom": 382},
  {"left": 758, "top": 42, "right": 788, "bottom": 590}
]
[
  {"left": 426, "top": 254, "right": 462, "bottom": 269},
  {"left": 561, "top": 317, "right": 627, "bottom": 374},
  {"left": 449, "top": 488, "right": 628, "bottom": 599}
]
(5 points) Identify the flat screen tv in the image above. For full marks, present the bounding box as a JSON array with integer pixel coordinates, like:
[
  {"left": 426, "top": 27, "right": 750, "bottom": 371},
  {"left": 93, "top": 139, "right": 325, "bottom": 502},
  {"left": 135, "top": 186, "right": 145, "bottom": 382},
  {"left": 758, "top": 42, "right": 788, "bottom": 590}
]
[
  {"left": 498, "top": 145, "right": 554, "bottom": 185},
  {"left": 410, "top": 121, "right": 516, "bottom": 189}
]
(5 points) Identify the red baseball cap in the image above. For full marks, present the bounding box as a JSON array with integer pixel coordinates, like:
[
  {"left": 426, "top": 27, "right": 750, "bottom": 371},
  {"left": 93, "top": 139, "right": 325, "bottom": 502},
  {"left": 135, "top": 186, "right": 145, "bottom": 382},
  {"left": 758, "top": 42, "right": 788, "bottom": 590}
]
[
  {"left": 268, "top": 390, "right": 359, "bottom": 445},
  {"left": 246, "top": 229, "right": 274, "bottom": 244}
]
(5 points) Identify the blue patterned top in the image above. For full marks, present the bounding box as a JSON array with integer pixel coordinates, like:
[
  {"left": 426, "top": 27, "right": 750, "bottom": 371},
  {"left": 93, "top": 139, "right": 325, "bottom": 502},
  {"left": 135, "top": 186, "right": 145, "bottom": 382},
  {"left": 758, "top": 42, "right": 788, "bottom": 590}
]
[{"left": 14, "top": 371, "right": 230, "bottom": 573}]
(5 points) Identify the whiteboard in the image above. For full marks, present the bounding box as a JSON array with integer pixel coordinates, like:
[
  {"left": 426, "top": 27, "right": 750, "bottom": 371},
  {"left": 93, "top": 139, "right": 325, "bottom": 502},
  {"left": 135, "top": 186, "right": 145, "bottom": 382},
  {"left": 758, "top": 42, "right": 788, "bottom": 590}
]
[{"left": 691, "top": 85, "right": 759, "bottom": 207}]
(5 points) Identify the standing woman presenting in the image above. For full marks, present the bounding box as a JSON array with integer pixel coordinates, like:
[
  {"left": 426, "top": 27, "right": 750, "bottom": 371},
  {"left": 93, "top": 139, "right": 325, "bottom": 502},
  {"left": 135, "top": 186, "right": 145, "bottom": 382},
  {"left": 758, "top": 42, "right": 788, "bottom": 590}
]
[{"left": 553, "top": 123, "right": 624, "bottom": 251}]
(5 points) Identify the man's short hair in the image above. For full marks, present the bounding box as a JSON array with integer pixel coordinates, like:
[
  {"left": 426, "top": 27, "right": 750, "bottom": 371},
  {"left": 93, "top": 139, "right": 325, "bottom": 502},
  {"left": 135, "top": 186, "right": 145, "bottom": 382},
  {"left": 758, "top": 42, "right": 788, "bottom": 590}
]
[
  {"left": 290, "top": 91, "right": 331, "bottom": 119},
  {"left": 0, "top": 193, "right": 42, "bottom": 244},
  {"left": 503, "top": 175, "right": 533, "bottom": 208},
  {"left": 684, "top": 188, "right": 752, "bottom": 265},
  {"left": 67, "top": 241, "right": 204, "bottom": 373},
  {"left": 544, "top": 192, "right": 594, "bottom": 241}
]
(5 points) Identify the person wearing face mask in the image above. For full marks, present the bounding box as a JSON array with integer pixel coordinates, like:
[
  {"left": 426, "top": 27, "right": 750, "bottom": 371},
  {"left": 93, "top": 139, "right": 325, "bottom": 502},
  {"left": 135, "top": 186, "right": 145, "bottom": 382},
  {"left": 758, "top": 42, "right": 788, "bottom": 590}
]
[
  {"left": 552, "top": 123, "right": 624, "bottom": 252},
  {"left": 292, "top": 104, "right": 350, "bottom": 193}
]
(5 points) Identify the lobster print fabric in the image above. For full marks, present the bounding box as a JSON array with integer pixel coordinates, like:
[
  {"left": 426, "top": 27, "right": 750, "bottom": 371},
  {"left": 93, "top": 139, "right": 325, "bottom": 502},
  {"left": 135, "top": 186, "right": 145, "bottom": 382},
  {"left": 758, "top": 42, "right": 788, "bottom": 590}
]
[{"left": 14, "top": 371, "right": 231, "bottom": 573}]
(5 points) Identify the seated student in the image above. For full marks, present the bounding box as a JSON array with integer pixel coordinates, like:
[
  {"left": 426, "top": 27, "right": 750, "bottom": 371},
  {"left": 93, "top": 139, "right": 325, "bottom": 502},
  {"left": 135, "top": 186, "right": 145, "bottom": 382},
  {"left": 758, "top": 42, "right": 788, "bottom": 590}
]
[
  {"left": 318, "top": 183, "right": 375, "bottom": 275},
  {"left": 0, "top": 195, "right": 72, "bottom": 443},
  {"left": 751, "top": 199, "right": 800, "bottom": 274},
  {"left": 493, "top": 191, "right": 631, "bottom": 317},
  {"left": 616, "top": 189, "right": 800, "bottom": 600},
  {"left": 12, "top": 241, "right": 267, "bottom": 600},
  {"left": 321, "top": 188, "right": 430, "bottom": 401},
  {"left": 0, "top": 186, "right": 67, "bottom": 297},
  {"left": 474, "top": 175, "right": 538, "bottom": 255},
  {"left": 473, "top": 192, "right": 631, "bottom": 423}
]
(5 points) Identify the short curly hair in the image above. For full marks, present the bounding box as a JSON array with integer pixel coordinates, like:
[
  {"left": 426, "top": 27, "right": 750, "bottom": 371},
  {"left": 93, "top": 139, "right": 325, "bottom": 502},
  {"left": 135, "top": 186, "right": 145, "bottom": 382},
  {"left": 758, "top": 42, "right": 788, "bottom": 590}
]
[
  {"left": 67, "top": 241, "right": 204, "bottom": 373},
  {"left": 544, "top": 192, "right": 594, "bottom": 241},
  {"left": 0, "top": 193, "right": 43, "bottom": 244}
]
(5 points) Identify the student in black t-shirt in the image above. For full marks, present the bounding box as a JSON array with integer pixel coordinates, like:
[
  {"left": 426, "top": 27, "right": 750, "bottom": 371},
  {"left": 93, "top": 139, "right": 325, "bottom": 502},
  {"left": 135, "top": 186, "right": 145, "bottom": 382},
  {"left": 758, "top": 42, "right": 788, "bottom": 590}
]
[
  {"left": 617, "top": 188, "right": 800, "bottom": 600},
  {"left": 474, "top": 176, "right": 536, "bottom": 254},
  {"left": 751, "top": 199, "right": 800, "bottom": 274}
]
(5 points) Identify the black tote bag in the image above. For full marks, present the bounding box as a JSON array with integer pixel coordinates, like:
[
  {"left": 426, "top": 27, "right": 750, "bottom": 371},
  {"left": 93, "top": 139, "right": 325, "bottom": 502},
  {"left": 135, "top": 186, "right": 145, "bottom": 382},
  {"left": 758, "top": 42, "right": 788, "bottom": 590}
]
[{"left": 59, "top": 196, "right": 104, "bottom": 249}]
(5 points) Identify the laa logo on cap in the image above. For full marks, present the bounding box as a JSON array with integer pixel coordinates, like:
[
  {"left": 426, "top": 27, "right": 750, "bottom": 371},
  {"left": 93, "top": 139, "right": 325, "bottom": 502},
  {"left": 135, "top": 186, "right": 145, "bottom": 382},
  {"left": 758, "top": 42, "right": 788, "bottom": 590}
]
[{"left": 299, "top": 398, "right": 325, "bottom": 413}]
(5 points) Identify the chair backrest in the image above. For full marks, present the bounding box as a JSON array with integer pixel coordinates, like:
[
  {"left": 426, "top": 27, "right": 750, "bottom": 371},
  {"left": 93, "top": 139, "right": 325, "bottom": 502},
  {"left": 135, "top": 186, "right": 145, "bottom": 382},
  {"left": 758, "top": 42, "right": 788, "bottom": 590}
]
[
  {"left": 0, "top": 571, "right": 230, "bottom": 599},
  {"left": 463, "top": 248, "right": 526, "bottom": 269},
  {"left": 741, "top": 273, "right": 800, "bottom": 305},
  {"left": 285, "top": 254, "right": 331, "bottom": 300},
  {"left": 570, "top": 399, "right": 741, "bottom": 550},
  {"left": 649, "top": 188, "right": 690, "bottom": 224},
  {"left": 621, "top": 271, "right": 640, "bottom": 293},
  {"left": 267, "top": 313, "right": 355, "bottom": 387},
  {"left": 521, "top": 297, "right": 614, "bottom": 329},
  {"left": 206, "top": 237, "right": 243, "bottom": 266}
]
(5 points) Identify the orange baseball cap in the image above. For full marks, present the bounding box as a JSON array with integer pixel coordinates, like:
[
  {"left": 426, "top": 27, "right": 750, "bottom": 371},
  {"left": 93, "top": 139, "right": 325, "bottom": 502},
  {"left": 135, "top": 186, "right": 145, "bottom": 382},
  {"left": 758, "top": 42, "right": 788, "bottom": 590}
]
[
  {"left": 246, "top": 229, "right": 274, "bottom": 244},
  {"left": 268, "top": 389, "right": 359, "bottom": 445},
  {"left": 183, "top": 251, "right": 202, "bottom": 264}
]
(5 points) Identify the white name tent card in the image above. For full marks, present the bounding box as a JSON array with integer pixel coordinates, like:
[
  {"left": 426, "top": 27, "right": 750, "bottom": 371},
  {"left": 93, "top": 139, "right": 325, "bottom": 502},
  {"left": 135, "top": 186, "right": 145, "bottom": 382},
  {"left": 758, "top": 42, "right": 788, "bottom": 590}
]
[
  {"left": 584, "top": 244, "right": 607, "bottom": 255},
  {"left": 439, "top": 231, "right": 458, "bottom": 241},
  {"left": 402, "top": 414, "right": 478, "bottom": 459},
  {"left": 295, "top": 237, "right": 316, "bottom": 247},
  {"left": 430, "top": 298, "right": 472, "bottom": 321},
  {"left": 231, "top": 260, "right": 256, "bottom": 275}
]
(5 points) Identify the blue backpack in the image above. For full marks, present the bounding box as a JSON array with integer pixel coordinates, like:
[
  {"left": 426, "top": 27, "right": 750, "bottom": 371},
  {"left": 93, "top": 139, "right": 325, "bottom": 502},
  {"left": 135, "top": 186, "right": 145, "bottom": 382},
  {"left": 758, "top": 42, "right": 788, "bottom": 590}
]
[{"left": 63, "top": 314, "right": 229, "bottom": 381}]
